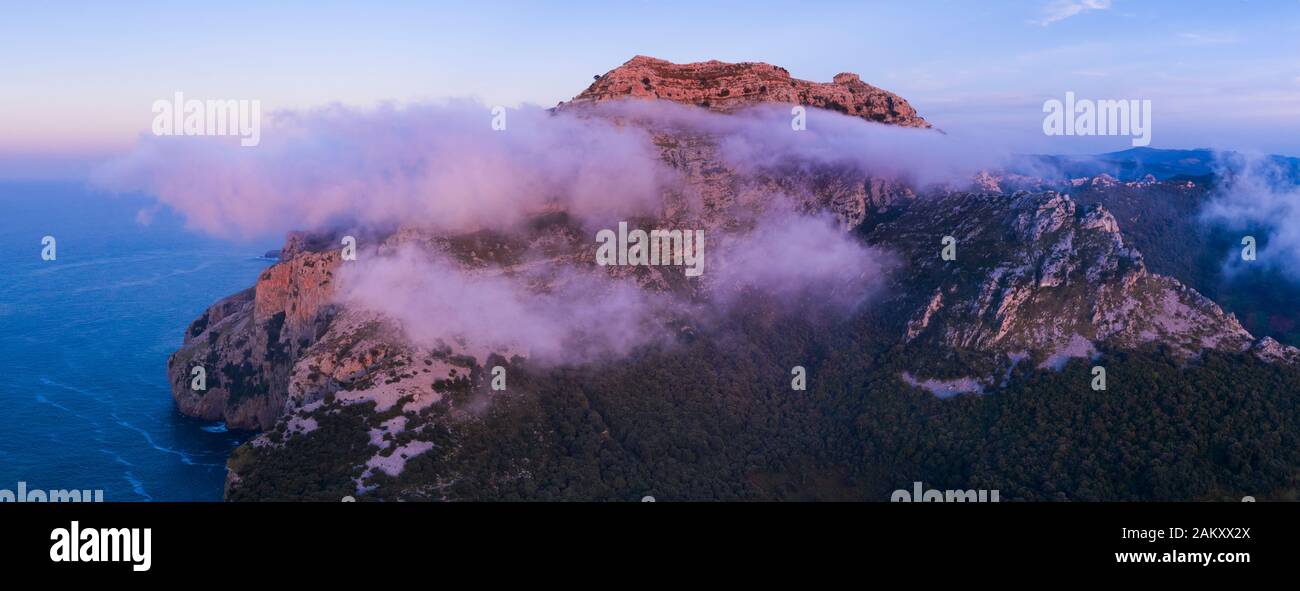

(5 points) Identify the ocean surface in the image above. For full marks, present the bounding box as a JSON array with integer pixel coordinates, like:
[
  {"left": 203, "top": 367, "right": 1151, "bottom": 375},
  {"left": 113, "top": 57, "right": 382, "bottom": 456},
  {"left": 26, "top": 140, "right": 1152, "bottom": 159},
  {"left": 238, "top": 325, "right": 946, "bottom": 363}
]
[{"left": 0, "top": 181, "right": 278, "bottom": 500}]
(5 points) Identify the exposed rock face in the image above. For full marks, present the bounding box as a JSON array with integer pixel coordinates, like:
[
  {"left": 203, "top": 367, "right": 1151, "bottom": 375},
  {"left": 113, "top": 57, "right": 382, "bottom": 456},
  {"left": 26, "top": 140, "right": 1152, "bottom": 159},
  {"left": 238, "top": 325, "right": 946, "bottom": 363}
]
[
  {"left": 1253, "top": 336, "right": 1300, "bottom": 364},
  {"left": 649, "top": 129, "right": 916, "bottom": 231},
  {"left": 559, "top": 55, "right": 930, "bottom": 128},
  {"left": 167, "top": 245, "right": 341, "bottom": 430},
  {"left": 874, "top": 191, "right": 1256, "bottom": 366}
]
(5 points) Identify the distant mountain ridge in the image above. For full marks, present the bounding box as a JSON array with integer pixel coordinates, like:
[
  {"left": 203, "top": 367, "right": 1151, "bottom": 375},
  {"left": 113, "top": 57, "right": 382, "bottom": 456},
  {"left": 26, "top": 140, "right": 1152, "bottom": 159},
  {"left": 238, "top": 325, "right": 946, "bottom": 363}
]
[{"left": 1014, "top": 147, "right": 1300, "bottom": 182}]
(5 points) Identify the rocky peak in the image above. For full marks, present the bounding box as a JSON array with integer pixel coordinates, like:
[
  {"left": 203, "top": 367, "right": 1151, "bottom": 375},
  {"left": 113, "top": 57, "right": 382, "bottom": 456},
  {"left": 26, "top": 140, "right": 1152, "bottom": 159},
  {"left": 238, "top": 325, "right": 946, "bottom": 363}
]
[
  {"left": 559, "top": 55, "right": 931, "bottom": 128},
  {"left": 1253, "top": 336, "right": 1300, "bottom": 364},
  {"left": 1089, "top": 173, "right": 1120, "bottom": 188},
  {"left": 973, "top": 170, "right": 1003, "bottom": 193},
  {"left": 280, "top": 230, "right": 338, "bottom": 259},
  {"left": 874, "top": 190, "right": 1255, "bottom": 365}
]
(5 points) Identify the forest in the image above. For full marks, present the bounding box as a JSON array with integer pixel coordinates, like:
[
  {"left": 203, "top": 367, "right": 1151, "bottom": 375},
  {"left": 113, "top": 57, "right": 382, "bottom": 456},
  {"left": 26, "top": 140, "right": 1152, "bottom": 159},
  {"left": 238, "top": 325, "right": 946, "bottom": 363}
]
[{"left": 227, "top": 293, "right": 1300, "bottom": 502}]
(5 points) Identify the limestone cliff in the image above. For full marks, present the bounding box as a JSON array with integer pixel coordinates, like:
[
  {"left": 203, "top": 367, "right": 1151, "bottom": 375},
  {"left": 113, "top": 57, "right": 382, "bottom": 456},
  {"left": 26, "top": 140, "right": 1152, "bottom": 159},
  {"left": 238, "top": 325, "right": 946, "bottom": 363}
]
[
  {"left": 167, "top": 236, "right": 341, "bottom": 430},
  {"left": 876, "top": 190, "right": 1258, "bottom": 364},
  {"left": 560, "top": 55, "right": 930, "bottom": 128}
]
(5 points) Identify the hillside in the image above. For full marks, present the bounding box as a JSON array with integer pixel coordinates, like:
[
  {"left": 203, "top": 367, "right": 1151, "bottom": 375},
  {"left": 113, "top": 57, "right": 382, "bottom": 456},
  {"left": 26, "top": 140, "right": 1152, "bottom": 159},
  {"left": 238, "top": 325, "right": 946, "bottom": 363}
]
[{"left": 163, "top": 57, "right": 1300, "bottom": 501}]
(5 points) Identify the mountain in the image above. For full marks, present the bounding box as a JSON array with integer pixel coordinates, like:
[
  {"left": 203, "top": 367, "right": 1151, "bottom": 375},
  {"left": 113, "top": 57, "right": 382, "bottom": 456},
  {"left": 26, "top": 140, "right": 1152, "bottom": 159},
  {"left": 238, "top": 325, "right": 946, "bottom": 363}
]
[
  {"left": 166, "top": 57, "right": 1300, "bottom": 501},
  {"left": 1061, "top": 169, "right": 1300, "bottom": 347},
  {"left": 559, "top": 55, "right": 931, "bottom": 128},
  {"left": 1014, "top": 147, "right": 1300, "bottom": 182},
  {"left": 871, "top": 190, "right": 1254, "bottom": 365}
]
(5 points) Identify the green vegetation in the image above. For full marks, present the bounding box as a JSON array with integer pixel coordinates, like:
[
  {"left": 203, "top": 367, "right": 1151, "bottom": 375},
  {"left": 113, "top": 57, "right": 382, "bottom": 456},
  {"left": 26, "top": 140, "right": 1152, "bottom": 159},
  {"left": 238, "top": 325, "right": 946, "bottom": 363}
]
[{"left": 227, "top": 296, "right": 1300, "bottom": 502}]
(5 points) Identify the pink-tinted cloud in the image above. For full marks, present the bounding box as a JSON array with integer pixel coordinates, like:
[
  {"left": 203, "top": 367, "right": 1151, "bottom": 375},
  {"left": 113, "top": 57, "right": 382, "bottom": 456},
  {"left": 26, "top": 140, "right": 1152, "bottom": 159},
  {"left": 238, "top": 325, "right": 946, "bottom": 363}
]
[
  {"left": 93, "top": 100, "right": 671, "bottom": 239},
  {"left": 96, "top": 98, "right": 993, "bottom": 364}
]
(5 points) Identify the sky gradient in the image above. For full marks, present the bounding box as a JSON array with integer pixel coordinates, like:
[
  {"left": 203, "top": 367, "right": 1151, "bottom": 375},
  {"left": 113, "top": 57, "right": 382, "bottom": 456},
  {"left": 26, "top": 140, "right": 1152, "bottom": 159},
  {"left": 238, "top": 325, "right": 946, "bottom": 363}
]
[{"left": 3, "top": 0, "right": 1299, "bottom": 178}]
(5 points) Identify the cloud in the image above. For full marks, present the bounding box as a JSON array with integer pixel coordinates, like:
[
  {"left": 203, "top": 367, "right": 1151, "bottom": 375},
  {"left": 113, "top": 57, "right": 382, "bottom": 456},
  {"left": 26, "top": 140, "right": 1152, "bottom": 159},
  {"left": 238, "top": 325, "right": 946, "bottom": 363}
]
[
  {"left": 93, "top": 100, "right": 672, "bottom": 240},
  {"left": 585, "top": 99, "right": 1004, "bottom": 189},
  {"left": 708, "top": 210, "right": 895, "bottom": 310},
  {"left": 1201, "top": 151, "right": 1300, "bottom": 281},
  {"left": 93, "top": 97, "right": 997, "bottom": 365},
  {"left": 1177, "top": 31, "right": 1240, "bottom": 46},
  {"left": 336, "top": 246, "right": 677, "bottom": 364},
  {"left": 336, "top": 210, "right": 892, "bottom": 366},
  {"left": 94, "top": 98, "right": 1001, "bottom": 239},
  {"left": 1032, "top": 0, "right": 1112, "bottom": 26}
]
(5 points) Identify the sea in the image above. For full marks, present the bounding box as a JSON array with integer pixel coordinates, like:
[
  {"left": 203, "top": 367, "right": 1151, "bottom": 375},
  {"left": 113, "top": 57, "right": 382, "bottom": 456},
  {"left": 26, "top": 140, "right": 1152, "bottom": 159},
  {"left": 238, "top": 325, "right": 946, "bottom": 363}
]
[{"left": 0, "top": 180, "right": 278, "bottom": 500}]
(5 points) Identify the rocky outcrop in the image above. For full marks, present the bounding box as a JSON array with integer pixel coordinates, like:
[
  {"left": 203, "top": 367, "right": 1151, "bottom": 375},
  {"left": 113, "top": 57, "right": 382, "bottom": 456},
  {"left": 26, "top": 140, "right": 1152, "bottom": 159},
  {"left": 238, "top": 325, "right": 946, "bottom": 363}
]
[
  {"left": 559, "top": 55, "right": 930, "bottom": 128},
  {"left": 877, "top": 190, "right": 1256, "bottom": 365},
  {"left": 648, "top": 129, "right": 916, "bottom": 231},
  {"left": 167, "top": 246, "right": 342, "bottom": 430},
  {"left": 1253, "top": 336, "right": 1300, "bottom": 364}
]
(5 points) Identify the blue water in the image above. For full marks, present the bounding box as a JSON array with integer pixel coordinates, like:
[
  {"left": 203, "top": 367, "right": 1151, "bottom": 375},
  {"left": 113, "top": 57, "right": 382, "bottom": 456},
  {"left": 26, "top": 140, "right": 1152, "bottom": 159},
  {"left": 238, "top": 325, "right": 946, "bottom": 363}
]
[{"left": 0, "top": 181, "right": 277, "bottom": 500}]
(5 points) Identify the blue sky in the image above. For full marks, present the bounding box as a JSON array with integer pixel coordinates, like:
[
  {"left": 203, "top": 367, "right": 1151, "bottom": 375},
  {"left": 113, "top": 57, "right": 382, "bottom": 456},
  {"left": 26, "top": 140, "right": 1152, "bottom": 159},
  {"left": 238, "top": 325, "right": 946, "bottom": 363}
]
[{"left": 3, "top": 0, "right": 1299, "bottom": 177}]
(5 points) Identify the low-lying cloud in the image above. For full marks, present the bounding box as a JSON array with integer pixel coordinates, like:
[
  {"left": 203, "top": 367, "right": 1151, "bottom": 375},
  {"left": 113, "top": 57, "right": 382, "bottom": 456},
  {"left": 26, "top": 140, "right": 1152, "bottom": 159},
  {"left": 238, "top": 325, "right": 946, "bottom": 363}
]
[
  {"left": 336, "top": 246, "right": 676, "bottom": 364},
  {"left": 709, "top": 211, "right": 895, "bottom": 309},
  {"left": 337, "top": 215, "right": 891, "bottom": 366},
  {"left": 1202, "top": 152, "right": 1300, "bottom": 281},
  {"left": 94, "top": 100, "right": 671, "bottom": 239},
  {"left": 588, "top": 99, "right": 1003, "bottom": 188},
  {"left": 95, "top": 98, "right": 1001, "bottom": 239},
  {"left": 94, "top": 97, "right": 995, "bottom": 364}
]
